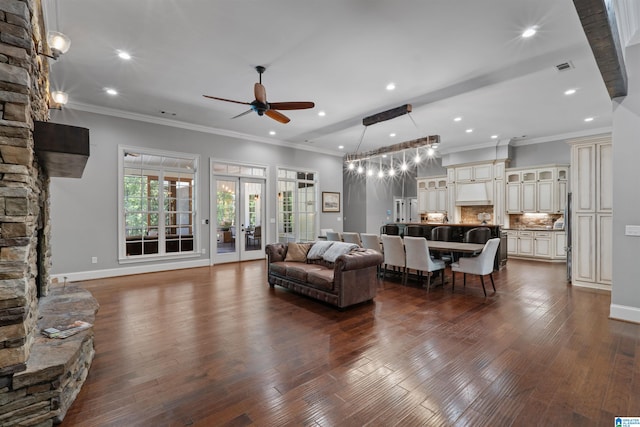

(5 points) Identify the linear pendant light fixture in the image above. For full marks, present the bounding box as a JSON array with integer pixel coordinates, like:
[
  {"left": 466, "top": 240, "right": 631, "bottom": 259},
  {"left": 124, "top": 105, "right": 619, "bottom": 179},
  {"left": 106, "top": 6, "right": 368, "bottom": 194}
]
[{"left": 345, "top": 104, "right": 440, "bottom": 177}]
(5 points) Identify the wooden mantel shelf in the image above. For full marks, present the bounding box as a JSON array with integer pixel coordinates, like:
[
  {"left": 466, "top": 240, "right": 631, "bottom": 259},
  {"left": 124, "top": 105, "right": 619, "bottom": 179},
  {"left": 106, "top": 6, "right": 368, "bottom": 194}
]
[{"left": 33, "top": 121, "right": 90, "bottom": 178}]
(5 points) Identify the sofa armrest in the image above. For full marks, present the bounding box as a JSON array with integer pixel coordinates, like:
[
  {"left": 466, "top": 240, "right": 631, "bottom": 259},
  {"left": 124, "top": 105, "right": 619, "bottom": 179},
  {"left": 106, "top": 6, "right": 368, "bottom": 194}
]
[
  {"left": 265, "top": 243, "right": 287, "bottom": 263},
  {"left": 335, "top": 248, "right": 383, "bottom": 271}
]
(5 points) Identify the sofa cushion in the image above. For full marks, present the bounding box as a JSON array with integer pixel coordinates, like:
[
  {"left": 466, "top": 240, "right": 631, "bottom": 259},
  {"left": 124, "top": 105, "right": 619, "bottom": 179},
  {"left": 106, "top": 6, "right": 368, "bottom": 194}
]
[
  {"left": 270, "top": 261, "right": 301, "bottom": 276},
  {"left": 307, "top": 241, "right": 335, "bottom": 260},
  {"left": 306, "top": 269, "right": 335, "bottom": 291},
  {"left": 285, "top": 263, "right": 327, "bottom": 282},
  {"left": 284, "top": 242, "right": 312, "bottom": 262},
  {"left": 322, "top": 242, "right": 359, "bottom": 263}
]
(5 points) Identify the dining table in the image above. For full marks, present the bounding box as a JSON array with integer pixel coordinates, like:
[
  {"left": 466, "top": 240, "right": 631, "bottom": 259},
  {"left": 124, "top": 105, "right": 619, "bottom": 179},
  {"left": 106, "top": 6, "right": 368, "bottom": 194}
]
[{"left": 427, "top": 241, "right": 485, "bottom": 255}]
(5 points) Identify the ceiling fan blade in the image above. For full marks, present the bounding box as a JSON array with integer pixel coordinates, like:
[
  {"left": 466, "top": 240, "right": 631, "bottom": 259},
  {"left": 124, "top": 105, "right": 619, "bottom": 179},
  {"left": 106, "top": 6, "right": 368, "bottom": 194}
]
[
  {"left": 231, "top": 109, "right": 254, "bottom": 119},
  {"left": 268, "top": 102, "right": 315, "bottom": 111},
  {"left": 265, "top": 109, "right": 290, "bottom": 124},
  {"left": 254, "top": 83, "right": 267, "bottom": 104},
  {"left": 203, "top": 95, "right": 251, "bottom": 106}
]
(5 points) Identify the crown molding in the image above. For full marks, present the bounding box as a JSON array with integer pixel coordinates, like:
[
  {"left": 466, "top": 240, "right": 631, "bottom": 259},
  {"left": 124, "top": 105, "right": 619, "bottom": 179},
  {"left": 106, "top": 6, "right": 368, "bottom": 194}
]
[
  {"left": 508, "top": 126, "right": 612, "bottom": 146},
  {"left": 65, "top": 102, "right": 343, "bottom": 157}
]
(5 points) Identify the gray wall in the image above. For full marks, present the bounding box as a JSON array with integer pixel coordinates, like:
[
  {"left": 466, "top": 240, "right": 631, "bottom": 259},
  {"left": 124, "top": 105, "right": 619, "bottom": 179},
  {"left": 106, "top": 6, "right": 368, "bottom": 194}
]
[
  {"left": 49, "top": 109, "right": 343, "bottom": 277},
  {"left": 343, "top": 170, "right": 367, "bottom": 233},
  {"left": 611, "top": 42, "right": 640, "bottom": 319},
  {"left": 509, "top": 140, "right": 570, "bottom": 168}
]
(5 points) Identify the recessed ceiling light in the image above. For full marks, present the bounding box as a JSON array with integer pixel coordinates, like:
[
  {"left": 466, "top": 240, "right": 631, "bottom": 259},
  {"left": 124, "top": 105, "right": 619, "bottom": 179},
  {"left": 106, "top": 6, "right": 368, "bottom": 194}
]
[
  {"left": 389, "top": 133, "right": 396, "bottom": 137},
  {"left": 564, "top": 89, "right": 577, "bottom": 95},
  {"left": 491, "top": 135, "right": 498, "bottom": 139},
  {"left": 338, "top": 145, "right": 344, "bottom": 150},
  {"left": 386, "top": 83, "right": 396, "bottom": 91},
  {"left": 454, "top": 117, "right": 462, "bottom": 122},
  {"left": 522, "top": 26, "right": 538, "bottom": 38},
  {"left": 105, "top": 88, "right": 118, "bottom": 96},
  {"left": 466, "top": 128, "right": 473, "bottom": 133},
  {"left": 117, "top": 50, "right": 131, "bottom": 60},
  {"left": 269, "top": 130, "right": 276, "bottom": 135},
  {"left": 584, "top": 117, "right": 594, "bottom": 122},
  {"left": 318, "top": 111, "right": 326, "bottom": 117}
]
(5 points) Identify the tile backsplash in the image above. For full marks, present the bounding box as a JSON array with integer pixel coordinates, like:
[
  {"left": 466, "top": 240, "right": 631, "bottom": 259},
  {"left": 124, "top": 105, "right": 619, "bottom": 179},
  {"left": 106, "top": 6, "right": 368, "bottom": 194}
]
[
  {"left": 509, "top": 213, "right": 563, "bottom": 229},
  {"left": 460, "top": 205, "right": 494, "bottom": 224}
]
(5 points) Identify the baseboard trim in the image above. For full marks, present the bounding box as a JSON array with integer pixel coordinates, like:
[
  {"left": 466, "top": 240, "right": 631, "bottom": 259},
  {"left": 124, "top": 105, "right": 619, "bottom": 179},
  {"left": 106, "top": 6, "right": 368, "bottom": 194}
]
[
  {"left": 571, "top": 280, "right": 612, "bottom": 291},
  {"left": 610, "top": 304, "right": 640, "bottom": 324},
  {"left": 51, "top": 259, "right": 211, "bottom": 283}
]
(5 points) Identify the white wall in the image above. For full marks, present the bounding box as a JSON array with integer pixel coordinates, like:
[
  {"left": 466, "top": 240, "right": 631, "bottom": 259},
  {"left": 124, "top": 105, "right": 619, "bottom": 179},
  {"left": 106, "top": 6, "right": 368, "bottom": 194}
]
[
  {"left": 611, "top": 42, "right": 640, "bottom": 323},
  {"left": 48, "top": 109, "right": 343, "bottom": 279}
]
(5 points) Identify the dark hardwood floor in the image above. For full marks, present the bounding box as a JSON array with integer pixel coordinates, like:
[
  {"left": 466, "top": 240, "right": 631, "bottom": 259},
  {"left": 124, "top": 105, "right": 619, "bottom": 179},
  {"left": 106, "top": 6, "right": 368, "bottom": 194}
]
[{"left": 61, "top": 259, "right": 639, "bottom": 426}]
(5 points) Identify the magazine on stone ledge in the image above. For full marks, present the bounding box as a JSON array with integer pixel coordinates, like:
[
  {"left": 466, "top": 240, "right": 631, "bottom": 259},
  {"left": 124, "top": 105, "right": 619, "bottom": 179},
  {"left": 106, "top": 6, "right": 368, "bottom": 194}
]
[{"left": 42, "top": 320, "right": 93, "bottom": 339}]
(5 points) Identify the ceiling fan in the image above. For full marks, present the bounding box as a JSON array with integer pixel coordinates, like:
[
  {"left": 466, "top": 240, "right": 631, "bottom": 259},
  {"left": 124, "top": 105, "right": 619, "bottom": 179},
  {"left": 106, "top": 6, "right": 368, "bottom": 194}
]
[{"left": 203, "top": 66, "right": 315, "bottom": 124}]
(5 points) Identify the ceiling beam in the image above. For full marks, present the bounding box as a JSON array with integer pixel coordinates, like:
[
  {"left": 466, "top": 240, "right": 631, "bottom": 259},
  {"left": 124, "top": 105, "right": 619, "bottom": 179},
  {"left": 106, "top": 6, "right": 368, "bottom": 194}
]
[
  {"left": 572, "top": 0, "right": 628, "bottom": 98},
  {"left": 345, "top": 135, "right": 440, "bottom": 162},
  {"left": 362, "top": 104, "right": 412, "bottom": 126}
]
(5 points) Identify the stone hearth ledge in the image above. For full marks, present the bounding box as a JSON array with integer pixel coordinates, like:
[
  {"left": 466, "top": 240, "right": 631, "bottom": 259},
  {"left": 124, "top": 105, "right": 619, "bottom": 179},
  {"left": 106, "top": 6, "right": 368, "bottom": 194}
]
[{"left": 3, "top": 285, "right": 98, "bottom": 425}]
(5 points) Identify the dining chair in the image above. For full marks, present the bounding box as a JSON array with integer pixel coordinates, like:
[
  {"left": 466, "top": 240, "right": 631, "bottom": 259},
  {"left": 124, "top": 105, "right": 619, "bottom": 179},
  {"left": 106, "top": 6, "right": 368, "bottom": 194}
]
[
  {"left": 380, "top": 224, "right": 400, "bottom": 236},
  {"left": 404, "top": 225, "right": 427, "bottom": 238},
  {"left": 464, "top": 227, "right": 492, "bottom": 244},
  {"left": 403, "top": 236, "right": 446, "bottom": 291},
  {"left": 431, "top": 226, "right": 454, "bottom": 263},
  {"left": 342, "top": 232, "right": 362, "bottom": 246},
  {"left": 361, "top": 233, "right": 383, "bottom": 276},
  {"left": 326, "top": 231, "right": 342, "bottom": 241},
  {"left": 380, "top": 234, "right": 405, "bottom": 279},
  {"left": 450, "top": 238, "right": 500, "bottom": 296}
]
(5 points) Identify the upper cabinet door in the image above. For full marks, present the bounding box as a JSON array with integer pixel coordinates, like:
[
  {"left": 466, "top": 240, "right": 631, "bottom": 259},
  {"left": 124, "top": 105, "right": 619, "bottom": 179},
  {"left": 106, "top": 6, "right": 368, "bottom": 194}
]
[
  {"left": 597, "top": 143, "right": 612, "bottom": 212},
  {"left": 573, "top": 144, "right": 595, "bottom": 212},
  {"left": 473, "top": 164, "right": 493, "bottom": 181}
]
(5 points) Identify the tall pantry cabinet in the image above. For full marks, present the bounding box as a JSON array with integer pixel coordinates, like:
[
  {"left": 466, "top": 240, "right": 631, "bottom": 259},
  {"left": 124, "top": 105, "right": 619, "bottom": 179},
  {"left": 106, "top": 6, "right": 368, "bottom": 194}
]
[{"left": 569, "top": 134, "right": 612, "bottom": 290}]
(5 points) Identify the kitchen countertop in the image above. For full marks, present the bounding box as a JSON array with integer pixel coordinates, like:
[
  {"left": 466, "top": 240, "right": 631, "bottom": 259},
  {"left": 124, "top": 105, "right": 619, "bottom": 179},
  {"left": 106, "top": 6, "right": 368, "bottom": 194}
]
[{"left": 503, "top": 228, "right": 565, "bottom": 231}]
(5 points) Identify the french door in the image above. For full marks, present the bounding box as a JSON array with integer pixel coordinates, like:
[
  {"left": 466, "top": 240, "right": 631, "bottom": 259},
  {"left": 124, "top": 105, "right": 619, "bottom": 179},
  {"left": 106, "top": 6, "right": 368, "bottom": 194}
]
[{"left": 213, "top": 176, "right": 265, "bottom": 263}]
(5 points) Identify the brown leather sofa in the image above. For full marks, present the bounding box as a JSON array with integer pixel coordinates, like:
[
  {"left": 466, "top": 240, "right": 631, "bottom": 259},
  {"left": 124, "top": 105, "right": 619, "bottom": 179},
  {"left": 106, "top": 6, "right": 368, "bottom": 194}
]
[{"left": 265, "top": 242, "right": 383, "bottom": 309}]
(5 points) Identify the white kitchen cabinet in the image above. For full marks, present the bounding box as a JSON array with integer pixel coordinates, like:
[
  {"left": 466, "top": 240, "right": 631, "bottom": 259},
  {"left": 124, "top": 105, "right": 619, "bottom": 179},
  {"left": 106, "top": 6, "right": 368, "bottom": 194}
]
[
  {"left": 416, "top": 176, "right": 447, "bottom": 213},
  {"left": 505, "top": 165, "right": 569, "bottom": 213},
  {"left": 533, "top": 231, "right": 552, "bottom": 257},
  {"left": 455, "top": 164, "right": 493, "bottom": 182},
  {"left": 569, "top": 135, "right": 612, "bottom": 290},
  {"left": 507, "top": 230, "right": 565, "bottom": 260},
  {"left": 554, "top": 232, "right": 566, "bottom": 259},
  {"left": 517, "top": 231, "right": 534, "bottom": 256}
]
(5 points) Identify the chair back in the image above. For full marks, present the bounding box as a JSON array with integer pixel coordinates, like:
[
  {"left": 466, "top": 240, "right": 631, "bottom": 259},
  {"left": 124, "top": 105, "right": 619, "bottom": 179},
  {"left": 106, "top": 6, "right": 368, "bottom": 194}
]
[
  {"left": 381, "top": 234, "right": 405, "bottom": 268},
  {"left": 404, "top": 236, "right": 442, "bottom": 273},
  {"left": 464, "top": 227, "right": 492, "bottom": 244},
  {"left": 431, "top": 226, "right": 453, "bottom": 242},
  {"left": 342, "top": 232, "right": 362, "bottom": 246},
  {"left": 361, "top": 233, "right": 382, "bottom": 253},
  {"left": 405, "top": 225, "right": 427, "bottom": 238},
  {"left": 380, "top": 224, "right": 399, "bottom": 235},
  {"left": 476, "top": 238, "right": 501, "bottom": 274},
  {"left": 326, "top": 231, "right": 342, "bottom": 241},
  {"left": 254, "top": 225, "right": 261, "bottom": 238},
  {"left": 320, "top": 228, "right": 334, "bottom": 237}
]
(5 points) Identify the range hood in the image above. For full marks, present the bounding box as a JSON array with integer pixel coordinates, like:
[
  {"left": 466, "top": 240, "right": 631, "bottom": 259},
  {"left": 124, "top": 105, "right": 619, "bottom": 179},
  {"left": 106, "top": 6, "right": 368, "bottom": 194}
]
[{"left": 455, "top": 182, "right": 492, "bottom": 206}]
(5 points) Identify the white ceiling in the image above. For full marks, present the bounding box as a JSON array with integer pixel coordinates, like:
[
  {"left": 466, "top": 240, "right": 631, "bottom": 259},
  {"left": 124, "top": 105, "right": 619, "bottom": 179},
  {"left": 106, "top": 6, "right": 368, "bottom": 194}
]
[{"left": 45, "top": 0, "right": 613, "bottom": 157}]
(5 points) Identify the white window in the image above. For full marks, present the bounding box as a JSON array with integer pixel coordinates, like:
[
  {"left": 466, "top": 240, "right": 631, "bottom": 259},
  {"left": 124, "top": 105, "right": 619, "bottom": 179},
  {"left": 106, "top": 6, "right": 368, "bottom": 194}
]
[
  {"left": 277, "top": 168, "right": 317, "bottom": 243},
  {"left": 119, "top": 147, "right": 198, "bottom": 261}
]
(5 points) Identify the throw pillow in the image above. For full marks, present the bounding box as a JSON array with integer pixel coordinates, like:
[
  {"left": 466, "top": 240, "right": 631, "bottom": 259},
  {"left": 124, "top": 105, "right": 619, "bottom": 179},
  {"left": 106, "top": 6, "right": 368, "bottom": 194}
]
[
  {"left": 322, "top": 242, "right": 359, "bottom": 263},
  {"left": 284, "top": 242, "right": 312, "bottom": 262},
  {"left": 307, "top": 241, "right": 335, "bottom": 260}
]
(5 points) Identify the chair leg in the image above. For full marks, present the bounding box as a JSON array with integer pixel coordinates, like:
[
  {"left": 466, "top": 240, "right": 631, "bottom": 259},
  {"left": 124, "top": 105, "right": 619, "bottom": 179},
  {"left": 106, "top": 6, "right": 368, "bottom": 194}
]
[
  {"left": 383, "top": 264, "right": 387, "bottom": 279},
  {"left": 463, "top": 273, "right": 466, "bottom": 288},
  {"left": 480, "top": 275, "right": 487, "bottom": 296},
  {"left": 489, "top": 273, "right": 496, "bottom": 292},
  {"left": 441, "top": 269, "right": 445, "bottom": 287},
  {"left": 452, "top": 270, "right": 455, "bottom": 292},
  {"left": 426, "top": 272, "right": 431, "bottom": 292}
]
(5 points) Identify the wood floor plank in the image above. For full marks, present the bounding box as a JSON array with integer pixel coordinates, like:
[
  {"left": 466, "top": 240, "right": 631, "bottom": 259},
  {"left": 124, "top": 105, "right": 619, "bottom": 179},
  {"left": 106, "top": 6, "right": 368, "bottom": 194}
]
[{"left": 58, "top": 259, "right": 640, "bottom": 426}]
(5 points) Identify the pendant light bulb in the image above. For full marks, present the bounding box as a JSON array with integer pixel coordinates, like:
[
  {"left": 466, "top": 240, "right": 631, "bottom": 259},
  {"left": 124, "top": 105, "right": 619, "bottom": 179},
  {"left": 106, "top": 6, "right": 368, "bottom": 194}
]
[
  {"left": 388, "top": 155, "right": 395, "bottom": 176},
  {"left": 357, "top": 163, "right": 364, "bottom": 174},
  {"left": 414, "top": 148, "right": 421, "bottom": 164},
  {"left": 348, "top": 162, "right": 355, "bottom": 170}
]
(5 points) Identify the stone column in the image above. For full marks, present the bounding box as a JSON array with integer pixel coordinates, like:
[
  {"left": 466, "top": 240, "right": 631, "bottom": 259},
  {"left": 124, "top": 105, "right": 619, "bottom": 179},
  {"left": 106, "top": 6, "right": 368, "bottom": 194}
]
[{"left": 0, "top": 0, "right": 51, "bottom": 374}]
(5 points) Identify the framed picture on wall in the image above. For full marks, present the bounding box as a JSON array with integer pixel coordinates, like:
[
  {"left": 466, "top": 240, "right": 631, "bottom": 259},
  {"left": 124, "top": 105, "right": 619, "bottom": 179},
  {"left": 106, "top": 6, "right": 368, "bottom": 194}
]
[{"left": 322, "top": 192, "right": 340, "bottom": 212}]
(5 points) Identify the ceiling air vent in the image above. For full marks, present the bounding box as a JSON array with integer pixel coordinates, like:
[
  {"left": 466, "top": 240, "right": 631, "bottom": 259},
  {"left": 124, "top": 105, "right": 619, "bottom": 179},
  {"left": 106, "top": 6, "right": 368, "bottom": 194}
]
[{"left": 555, "top": 61, "right": 575, "bottom": 72}]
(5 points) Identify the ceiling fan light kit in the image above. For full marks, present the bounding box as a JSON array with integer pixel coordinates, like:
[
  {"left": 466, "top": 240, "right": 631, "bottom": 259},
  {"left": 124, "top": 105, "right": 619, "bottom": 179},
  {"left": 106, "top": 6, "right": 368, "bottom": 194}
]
[{"left": 203, "top": 66, "right": 314, "bottom": 124}]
